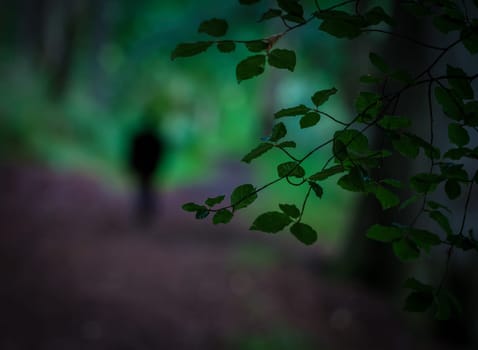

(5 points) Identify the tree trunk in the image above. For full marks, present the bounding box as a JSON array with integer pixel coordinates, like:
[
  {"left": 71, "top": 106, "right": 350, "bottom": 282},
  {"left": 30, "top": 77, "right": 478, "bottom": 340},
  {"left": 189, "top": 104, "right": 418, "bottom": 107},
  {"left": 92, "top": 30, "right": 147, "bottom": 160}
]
[{"left": 339, "top": 2, "right": 431, "bottom": 294}]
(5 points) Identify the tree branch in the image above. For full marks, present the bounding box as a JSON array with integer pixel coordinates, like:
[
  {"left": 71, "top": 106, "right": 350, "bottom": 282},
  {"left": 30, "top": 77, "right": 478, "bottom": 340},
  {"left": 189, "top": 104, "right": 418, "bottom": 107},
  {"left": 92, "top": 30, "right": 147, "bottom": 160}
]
[{"left": 361, "top": 29, "right": 448, "bottom": 51}]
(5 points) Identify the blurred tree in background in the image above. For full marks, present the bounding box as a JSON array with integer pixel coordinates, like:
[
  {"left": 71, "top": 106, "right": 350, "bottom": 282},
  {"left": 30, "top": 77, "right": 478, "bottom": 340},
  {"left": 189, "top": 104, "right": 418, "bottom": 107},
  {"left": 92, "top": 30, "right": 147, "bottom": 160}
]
[{"left": 0, "top": 0, "right": 263, "bottom": 186}]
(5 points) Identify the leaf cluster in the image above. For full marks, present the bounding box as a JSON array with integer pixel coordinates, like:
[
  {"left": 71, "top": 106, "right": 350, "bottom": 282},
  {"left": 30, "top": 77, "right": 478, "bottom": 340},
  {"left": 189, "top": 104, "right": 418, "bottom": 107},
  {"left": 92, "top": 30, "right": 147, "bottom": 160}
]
[{"left": 175, "top": 0, "right": 478, "bottom": 319}]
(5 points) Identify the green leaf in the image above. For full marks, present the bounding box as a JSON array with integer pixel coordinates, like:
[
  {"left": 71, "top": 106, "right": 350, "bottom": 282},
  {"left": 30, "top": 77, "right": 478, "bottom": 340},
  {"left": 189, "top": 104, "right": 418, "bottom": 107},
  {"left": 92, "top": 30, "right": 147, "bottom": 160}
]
[
  {"left": 300, "top": 112, "right": 321, "bottom": 128},
  {"left": 309, "top": 165, "right": 344, "bottom": 181},
  {"left": 274, "top": 104, "right": 310, "bottom": 118},
  {"left": 182, "top": 202, "right": 204, "bottom": 212},
  {"left": 392, "top": 134, "right": 420, "bottom": 158},
  {"left": 427, "top": 200, "right": 451, "bottom": 213},
  {"left": 355, "top": 91, "right": 382, "bottom": 121},
  {"left": 213, "top": 209, "right": 233, "bottom": 224},
  {"left": 245, "top": 40, "right": 268, "bottom": 52},
  {"left": 439, "top": 163, "right": 468, "bottom": 181},
  {"left": 277, "top": 141, "right": 297, "bottom": 148},
  {"left": 445, "top": 179, "right": 461, "bottom": 199},
  {"left": 309, "top": 181, "right": 324, "bottom": 198},
  {"left": 171, "top": 41, "right": 213, "bottom": 60},
  {"left": 400, "top": 194, "right": 420, "bottom": 210},
  {"left": 198, "top": 18, "right": 228, "bottom": 37},
  {"left": 277, "top": 0, "right": 303, "bottom": 17},
  {"left": 433, "top": 14, "right": 463, "bottom": 33},
  {"left": 443, "top": 147, "right": 474, "bottom": 160},
  {"left": 270, "top": 122, "right": 287, "bottom": 142},
  {"left": 408, "top": 228, "right": 441, "bottom": 251},
  {"left": 334, "top": 129, "right": 369, "bottom": 155},
  {"left": 435, "top": 288, "right": 463, "bottom": 316},
  {"left": 242, "top": 143, "right": 273, "bottom": 163},
  {"left": 239, "top": 0, "right": 261, "bottom": 4},
  {"left": 448, "top": 234, "right": 477, "bottom": 251},
  {"left": 311, "top": 88, "right": 337, "bottom": 107},
  {"left": 316, "top": 11, "right": 363, "bottom": 39},
  {"left": 461, "top": 27, "right": 478, "bottom": 54},
  {"left": 236, "top": 55, "right": 266, "bottom": 83},
  {"left": 363, "top": 6, "right": 394, "bottom": 26},
  {"left": 268, "top": 49, "right": 296, "bottom": 71},
  {"left": 279, "top": 203, "right": 300, "bottom": 218},
  {"left": 404, "top": 277, "right": 434, "bottom": 292},
  {"left": 393, "top": 238, "right": 420, "bottom": 261},
  {"left": 368, "top": 184, "right": 400, "bottom": 210},
  {"left": 406, "top": 133, "right": 441, "bottom": 159},
  {"left": 250, "top": 211, "right": 292, "bottom": 233},
  {"left": 277, "top": 161, "right": 305, "bottom": 178},
  {"left": 429, "top": 210, "right": 453, "bottom": 236},
  {"left": 447, "top": 65, "right": 474, "bottom": 99},
  {"left": 360, "top": 74, "right": 381, "bottom": 84},
  {"left": 217, "top": 41, "right": 236, "bottom": 53},
  {"left": 333, "top": 139, "right": 348, "bottom": 161},
  {"left": 379, "top": 115, "right": 411, "bottom": 130},
  {"left": 381, "top": 178, "right": 402, "bottom": 188},
  {"left": 231, "top": 184, "right": 257, "bottom": 211},
  {"left": 404, "top": 291, "right": 434, "bottom": 312},
  {"left": 464, "top": 101, "right": 478, "bottom": 126},
  {"left": 434, "top": 290, "right": 462, "bottom": 320},
  {"left": 290, "top": 222, "right": 317, "bottom": 245},
  {"left": 410, "top": 173, "right": 443, "bottom": 193},
  {"left": 259, "top": 9, "right": 282, "bottom": 22},
  {"left": 448, "top": 123, "right": 469, "bottom": 146},
  {"left": 452, "top": 234, "right": 475, "bottom": 250},
  {"left": 435, "top": 86, "right": 463, "bottom": 120},
  {"left": 195, "top": 207, "right": 210, "bottom": 219},
  {"left": 369, "top": 52, "right": 389, "bottom": 72},
  {"left": 282, "top": 13, "right": 306, "bottom": 24},
  {"left": 337, "top": 167, "right": 365, "bottom": 192},
  {"left": 205, "top": 195, "right": 226, "bottom": 207},
  {"left": 366, "top": 224, "right": 402, "bottom": 242}
]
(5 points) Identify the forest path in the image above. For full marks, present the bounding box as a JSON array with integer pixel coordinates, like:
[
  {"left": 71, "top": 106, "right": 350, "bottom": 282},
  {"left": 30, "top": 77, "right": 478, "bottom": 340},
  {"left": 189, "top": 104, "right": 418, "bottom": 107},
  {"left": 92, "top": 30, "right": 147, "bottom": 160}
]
[{"left": 0, "top": 163, "right": 447, "bottom": 350}]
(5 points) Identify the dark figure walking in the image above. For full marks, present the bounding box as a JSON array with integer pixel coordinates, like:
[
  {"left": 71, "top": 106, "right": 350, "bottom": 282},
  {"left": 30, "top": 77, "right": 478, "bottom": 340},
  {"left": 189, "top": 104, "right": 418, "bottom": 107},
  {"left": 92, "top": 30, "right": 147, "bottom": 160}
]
[{"left": 129, "top": 123, "right": 164, "bottom": 225}]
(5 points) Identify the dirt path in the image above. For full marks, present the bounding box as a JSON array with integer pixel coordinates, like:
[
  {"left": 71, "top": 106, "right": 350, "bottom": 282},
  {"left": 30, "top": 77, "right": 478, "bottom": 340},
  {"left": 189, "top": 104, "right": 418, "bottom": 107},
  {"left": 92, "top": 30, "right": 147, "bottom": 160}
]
[{"left": 0, "top": 163, "right": 453, "bottom": 350}]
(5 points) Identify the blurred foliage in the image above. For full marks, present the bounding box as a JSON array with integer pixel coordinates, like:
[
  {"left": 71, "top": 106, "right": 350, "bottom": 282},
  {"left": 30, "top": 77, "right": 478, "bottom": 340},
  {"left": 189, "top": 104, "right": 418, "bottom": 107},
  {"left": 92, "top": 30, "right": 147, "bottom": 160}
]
[
  {"left": 0, "top": 1, "right": 264, "bottom": 181},
  {"left": 0, "top": 0, "right": 360, "bottom": 245}
]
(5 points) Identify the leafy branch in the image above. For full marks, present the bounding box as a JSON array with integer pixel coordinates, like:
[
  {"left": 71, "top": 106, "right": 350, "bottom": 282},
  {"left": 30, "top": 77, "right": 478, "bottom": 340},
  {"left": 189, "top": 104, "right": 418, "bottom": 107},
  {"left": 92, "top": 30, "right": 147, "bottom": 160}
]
[{"left": 174, "top": 0, "right": 478, "bottom": 318}]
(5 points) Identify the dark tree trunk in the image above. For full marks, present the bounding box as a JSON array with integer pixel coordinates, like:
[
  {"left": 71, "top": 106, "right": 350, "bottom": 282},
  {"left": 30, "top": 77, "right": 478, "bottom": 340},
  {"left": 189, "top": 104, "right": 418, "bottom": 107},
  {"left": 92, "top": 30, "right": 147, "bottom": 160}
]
[
  {"left": 49, "top": 3, "right": 78, "bottom": 99},
  {"left": 339, "top": 2, "right": 431, "bottom": 294}
]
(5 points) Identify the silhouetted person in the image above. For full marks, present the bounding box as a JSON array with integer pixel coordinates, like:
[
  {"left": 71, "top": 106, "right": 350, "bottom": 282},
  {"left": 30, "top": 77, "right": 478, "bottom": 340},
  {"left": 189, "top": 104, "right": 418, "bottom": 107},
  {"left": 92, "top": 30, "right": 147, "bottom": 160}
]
[{"left": 129, "top": 123, "right": 164, "bottom": 225}]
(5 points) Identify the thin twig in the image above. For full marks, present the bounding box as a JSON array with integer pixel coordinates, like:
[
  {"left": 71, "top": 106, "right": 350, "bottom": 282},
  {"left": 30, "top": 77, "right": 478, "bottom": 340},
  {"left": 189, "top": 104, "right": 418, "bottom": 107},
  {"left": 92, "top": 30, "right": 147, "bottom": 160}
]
[
  {"left": 361, "top": 29, "right": 447, "bottom": 51},
  {"left": 437, "top": 245, "right": 454, "bottom": 295},
  {"left": 299, "top": 186, "right": 313, "bottom": 222},
  {"left": 458, "top": 181, "right": 474, "bottom": 236},
  {"left": 314, "top": 0, "right": 321, "bottom": 11},
  {"left": 355, "top": 0, "right": 362, "bottom": 15},
  {"left": 316, "top": 109, "right": 349, "bottom": 126},
  {"left": 276, "top": 146, "right": 299, "bottom": 161},
  {"left": 461, "top": 0, "right": 470, "bottom": 23},
  {"left": 427, "top": 74, "right": 435, "bottom": 165}
]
